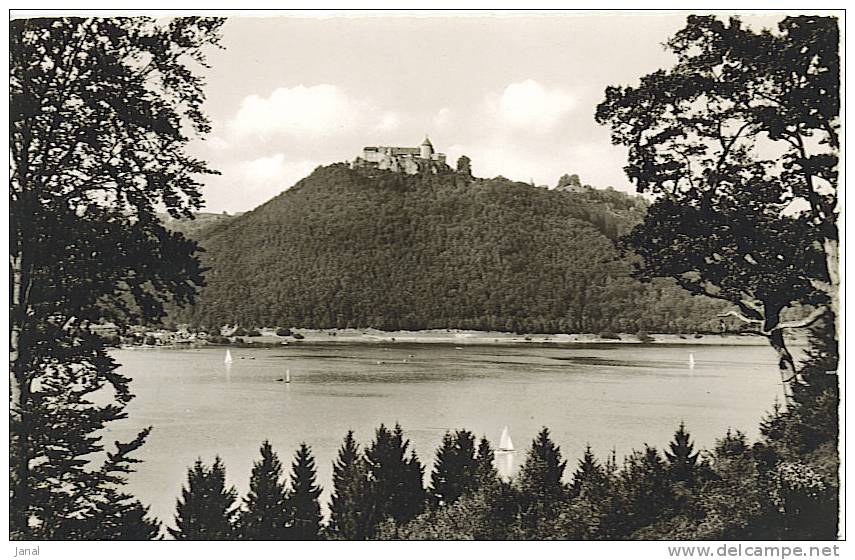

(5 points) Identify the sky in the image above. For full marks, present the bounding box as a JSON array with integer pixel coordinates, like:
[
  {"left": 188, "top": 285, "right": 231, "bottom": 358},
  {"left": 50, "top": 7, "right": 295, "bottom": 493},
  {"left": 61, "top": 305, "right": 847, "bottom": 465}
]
[{"left": 189, "top": 12, "right": 787, "bottom": 213}]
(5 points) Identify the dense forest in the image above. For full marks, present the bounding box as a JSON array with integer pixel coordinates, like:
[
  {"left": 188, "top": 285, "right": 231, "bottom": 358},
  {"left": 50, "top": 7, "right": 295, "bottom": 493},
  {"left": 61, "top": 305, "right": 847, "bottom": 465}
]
[{"left": 172, "top": 164, "right": 728, "bottom": 333}]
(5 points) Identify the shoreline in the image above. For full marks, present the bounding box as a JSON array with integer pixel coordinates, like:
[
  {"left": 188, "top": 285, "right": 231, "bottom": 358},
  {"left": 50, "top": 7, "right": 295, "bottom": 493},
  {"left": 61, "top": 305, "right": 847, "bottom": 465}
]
[
  {"left": 120, "top": 329, "right": 805, "bottom": 349},
  {"left": 271, "top": 329, "right": 792, "bottom": 346}
]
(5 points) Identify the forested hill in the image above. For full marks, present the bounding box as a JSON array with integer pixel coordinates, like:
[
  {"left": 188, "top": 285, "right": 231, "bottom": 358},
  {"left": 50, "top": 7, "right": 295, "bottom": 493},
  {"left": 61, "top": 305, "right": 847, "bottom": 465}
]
[{"left": 174, "top": 164, "right": 726, "bottom": 333}]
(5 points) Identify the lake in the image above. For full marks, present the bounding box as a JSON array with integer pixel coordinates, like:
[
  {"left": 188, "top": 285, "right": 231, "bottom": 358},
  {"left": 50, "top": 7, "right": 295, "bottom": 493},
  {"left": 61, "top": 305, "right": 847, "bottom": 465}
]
[{"left": 109, "top": 342, "right": 787, "bottom": 526}]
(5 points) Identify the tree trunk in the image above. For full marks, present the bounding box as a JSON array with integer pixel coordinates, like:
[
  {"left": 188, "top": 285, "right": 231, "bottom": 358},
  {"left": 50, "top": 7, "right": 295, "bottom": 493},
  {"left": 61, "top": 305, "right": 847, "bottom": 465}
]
[
  {"left": 768, "top": 329, "right": 798, "bottom": 403},
  {"left": 761, "top": 302, "right": 805, "bottom": 406},
  {"left": 9, "top": 253, "right": 31, "bottom": 537},
  {"left": 823, "top": 237, "right": 840, "bottom": 337}
]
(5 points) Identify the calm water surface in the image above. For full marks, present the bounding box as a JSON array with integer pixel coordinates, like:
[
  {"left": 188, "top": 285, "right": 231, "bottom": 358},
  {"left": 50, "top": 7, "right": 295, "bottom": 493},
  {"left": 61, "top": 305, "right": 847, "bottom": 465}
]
[{"left": 110, "top": 343, "right": 786, "bottom": 524}]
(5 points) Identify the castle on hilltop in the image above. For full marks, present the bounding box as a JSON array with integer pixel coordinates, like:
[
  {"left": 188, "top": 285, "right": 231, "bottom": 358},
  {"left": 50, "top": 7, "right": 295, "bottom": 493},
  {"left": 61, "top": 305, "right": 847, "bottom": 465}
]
[{"left": 351, "top": 136, "right": 449, "bottom": 175}]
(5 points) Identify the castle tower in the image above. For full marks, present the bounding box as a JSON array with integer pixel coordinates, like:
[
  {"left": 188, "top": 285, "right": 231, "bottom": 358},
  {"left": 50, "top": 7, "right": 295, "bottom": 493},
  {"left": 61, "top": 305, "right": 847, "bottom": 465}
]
[{"left": 420, "top": 136, "right": 434, "bottom": 159}]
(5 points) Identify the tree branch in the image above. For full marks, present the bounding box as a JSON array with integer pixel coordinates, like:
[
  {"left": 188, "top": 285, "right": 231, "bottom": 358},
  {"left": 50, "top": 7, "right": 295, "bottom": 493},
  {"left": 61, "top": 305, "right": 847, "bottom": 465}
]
[
  {"left": 775, "top": 305, "right": 828, "bottom": 330},
  {"left": 717, "top": 310, "right": 762, "bottom": 324},
  {"left": 719, "top": 305, "right": 827, "bottom": 334}
]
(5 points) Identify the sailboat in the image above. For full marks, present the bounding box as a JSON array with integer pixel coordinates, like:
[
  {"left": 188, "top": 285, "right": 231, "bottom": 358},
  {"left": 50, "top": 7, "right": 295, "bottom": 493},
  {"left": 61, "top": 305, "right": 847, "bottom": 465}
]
[
  {"left": 285, "top": 368, "right": 291, "bottom": 383},
  {"left": 496, "top": 426, "right": 516, "bottom": 481},
  {"left": 498, "top": 426, "right": 514, "bottom": 452},
  {"left": 224, "top": 349, "right": 233, "bottom": 364},
  {"left": 688, "top": 352, "right": 695, "bottom": 369}
]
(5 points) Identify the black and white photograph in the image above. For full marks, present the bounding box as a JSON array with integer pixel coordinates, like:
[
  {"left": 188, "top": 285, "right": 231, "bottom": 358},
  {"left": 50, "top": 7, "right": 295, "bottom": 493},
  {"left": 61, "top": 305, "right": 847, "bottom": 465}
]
[{"left": 7, "top": 6, "right": 844, "bottom": 553}]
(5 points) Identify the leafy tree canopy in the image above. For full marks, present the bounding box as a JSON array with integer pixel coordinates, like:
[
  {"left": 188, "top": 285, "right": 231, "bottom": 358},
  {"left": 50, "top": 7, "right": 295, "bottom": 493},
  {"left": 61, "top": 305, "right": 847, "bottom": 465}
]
[
  {"left": 596, "top": 15, "right": 839, "bottom": 397},
  {"left": 9, "top": 16, "right": 224, "bottom": 538}
]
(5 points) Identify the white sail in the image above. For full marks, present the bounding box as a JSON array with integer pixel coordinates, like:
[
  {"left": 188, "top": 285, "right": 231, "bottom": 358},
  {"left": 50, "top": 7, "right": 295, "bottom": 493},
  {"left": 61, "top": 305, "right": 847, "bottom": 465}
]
[
  {"left": 285, "top": 368, "right": 291, "bottom": 383},
  {"left": 688, "top": 352, "right": 695, "bottom": 368},
  {"left": 496, "top": 426, "right": 516, "bottom": 480},
  {"left": 499, "top": 425, "right": 514, "bottom": 451},
  {"left": 224, "top": 349, "right": 233, "bottom": 364}
]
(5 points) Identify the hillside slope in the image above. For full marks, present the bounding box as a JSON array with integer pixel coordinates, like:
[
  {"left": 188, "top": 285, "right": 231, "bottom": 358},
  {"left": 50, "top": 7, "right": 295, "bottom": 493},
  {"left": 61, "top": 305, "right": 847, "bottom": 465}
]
[{"left": 175, "top": 164, "right": 725, "bottom": 333}]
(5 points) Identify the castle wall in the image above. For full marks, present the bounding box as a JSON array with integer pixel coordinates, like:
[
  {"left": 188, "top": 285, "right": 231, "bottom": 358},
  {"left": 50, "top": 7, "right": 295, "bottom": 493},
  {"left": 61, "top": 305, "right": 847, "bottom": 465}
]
[
  {"left": 362, "top": 149, "right": 383, "bottom": 163},
  {"left": 355, "top": 142, "right": 448, "bottom": 175}
]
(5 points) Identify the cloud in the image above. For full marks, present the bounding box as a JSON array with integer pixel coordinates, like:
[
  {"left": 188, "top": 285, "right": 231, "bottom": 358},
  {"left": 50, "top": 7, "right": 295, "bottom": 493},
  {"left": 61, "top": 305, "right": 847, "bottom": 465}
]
[
  {"left": 433, "top": 107, "right": 452, "bottom": 128},
  {"left": 239, "top": 153, "right": 289, "bottom": 183},
  {"left": 207, "top": 135, "right": 231, "bottom": 150},
  {"left": 237, "top": 154, "right": 317, "bottom": 188},
  {"left": 486, "top": 79, "right": 577, "bottom": 132},
  {"left": 201, "top": 154, "right": 319, "bottom": 211},
  {"left": 374, "top": 111, "right": 401, "bottom": 132},
  {"left": 227, "top": 84, "right": 362, "bottom": 139}
]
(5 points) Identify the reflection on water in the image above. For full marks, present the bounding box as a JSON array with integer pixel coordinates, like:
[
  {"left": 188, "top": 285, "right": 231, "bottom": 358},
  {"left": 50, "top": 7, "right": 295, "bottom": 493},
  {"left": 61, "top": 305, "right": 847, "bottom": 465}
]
[
  {"left": 110, "top": 342, "right": 785, "bottom": 524},
  {"left": 496, "top": 451, "right": 515, "bottom": 481}
]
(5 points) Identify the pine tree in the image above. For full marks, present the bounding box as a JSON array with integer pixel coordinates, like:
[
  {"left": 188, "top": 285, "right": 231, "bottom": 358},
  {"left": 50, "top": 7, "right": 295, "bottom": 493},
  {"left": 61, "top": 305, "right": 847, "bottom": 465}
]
[
  {"left": 715, "top": 429, "right": 749, "bottom": 459},
  {"left": 475, "top": 436, "right": 498, "bottom": 485},
  {"left": 365, "top": 423, "right": 426, "bottom": 529},
  {"left": 430, "top": 432, "right": 456, "bottom": 507},
  {"left": 169, "top": 457, "right": 238, "bottom": 540},
  {"left": 614, "top": 445, "right": 674, "bottom": 536},
  {"left": 518, "top": 427, "right": 567, "bottom": 501},
  {"left": 515, "top": 428, "right": 568, "bottom": 539},
  {"left": 429, "top": 430, "right": 479, "bottom": 507},
  {"left": 605, "top": 447, "right": 619, "bottom": 475},
  {"left": 665, "top": 422, "right": 700, "bottom": 484},
  {"left": 570, "top": 444, "right": 609, "bottom": 499},
  {"left": 401, "top": 448, "right": 428, "bottom": 524},
  {"left": 286, "top": 443, "right": 323, "bottom": 540},
  {"left": 75, "top": 428, "right": 162, "bottom": 539},
  {"left": 328, "top": 431, "right": 372, "bottom": 540},
  {"left": 568, "top": 444, "right": 621, "bottom": 539},
  {"left": 90, "top": 499, "right": 162, "bottom": 540},
  {"left": 26, "top": 365, "right": 162, "bottom": 540},
  {"left": 240, "top": 441, "right": 289, "bottom": 540},
  {"left": 60, "top": 427, "right": 162, "bottom": 540}
]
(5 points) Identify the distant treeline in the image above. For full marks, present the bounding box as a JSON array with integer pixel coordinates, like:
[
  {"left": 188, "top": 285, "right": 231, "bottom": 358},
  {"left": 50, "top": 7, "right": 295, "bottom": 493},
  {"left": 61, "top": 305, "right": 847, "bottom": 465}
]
[{"left": 171, "top": 165, "right": 730, "bottom": 333}]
